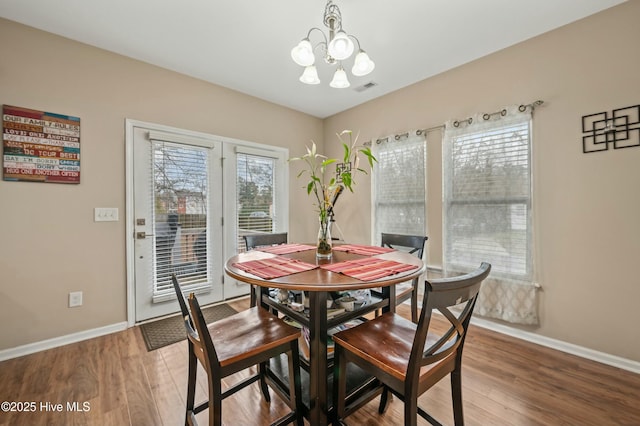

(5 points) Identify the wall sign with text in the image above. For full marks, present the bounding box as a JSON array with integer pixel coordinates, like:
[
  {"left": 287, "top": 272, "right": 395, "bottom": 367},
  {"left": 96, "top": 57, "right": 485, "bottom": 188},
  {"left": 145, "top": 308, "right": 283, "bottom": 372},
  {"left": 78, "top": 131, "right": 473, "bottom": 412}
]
[{"left": 2, "top": 104, "right": 81, "bottom": 184}]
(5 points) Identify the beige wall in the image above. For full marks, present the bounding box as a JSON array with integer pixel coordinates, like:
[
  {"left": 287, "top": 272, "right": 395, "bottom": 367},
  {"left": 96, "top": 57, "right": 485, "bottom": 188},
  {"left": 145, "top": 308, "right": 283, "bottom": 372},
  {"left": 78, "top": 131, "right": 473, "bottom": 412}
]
[
  {"left": 0, "top": 18, "right": 322, "bottom": 350},
  {"left": 1, "top": 1, "right": 639, "bottom": 364},
  {"left": 324, "top": 1, "right": 640, "bottom": 362}
]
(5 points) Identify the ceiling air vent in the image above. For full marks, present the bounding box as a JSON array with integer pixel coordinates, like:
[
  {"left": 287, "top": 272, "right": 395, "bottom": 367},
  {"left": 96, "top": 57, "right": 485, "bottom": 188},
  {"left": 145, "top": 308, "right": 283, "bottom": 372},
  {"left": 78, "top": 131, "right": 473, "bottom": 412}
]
[{"left": 354, "top": 81, "right": 378, "bottom": 92}]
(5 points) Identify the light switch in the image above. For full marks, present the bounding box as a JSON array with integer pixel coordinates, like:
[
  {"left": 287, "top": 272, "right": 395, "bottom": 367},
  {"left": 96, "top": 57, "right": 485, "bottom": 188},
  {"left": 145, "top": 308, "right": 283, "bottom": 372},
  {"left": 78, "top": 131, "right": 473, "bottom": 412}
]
[{"left": 94, "top": 207, "right": 119, "bottom": 222}]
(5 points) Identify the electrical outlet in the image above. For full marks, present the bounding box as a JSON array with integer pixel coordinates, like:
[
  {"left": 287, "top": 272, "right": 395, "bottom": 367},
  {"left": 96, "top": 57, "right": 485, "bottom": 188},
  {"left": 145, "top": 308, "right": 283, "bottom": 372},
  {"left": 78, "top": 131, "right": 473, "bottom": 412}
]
[{"left": 69, "top": 291, "right": 83, "bottom": 307}]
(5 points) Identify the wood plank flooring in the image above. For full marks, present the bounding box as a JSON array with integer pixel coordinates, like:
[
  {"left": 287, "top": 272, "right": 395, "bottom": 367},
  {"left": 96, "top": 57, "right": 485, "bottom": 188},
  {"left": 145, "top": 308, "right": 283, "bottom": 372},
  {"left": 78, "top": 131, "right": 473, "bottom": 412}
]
[{"left": 1, "top": 298, "right": 639, "bottom": 425}]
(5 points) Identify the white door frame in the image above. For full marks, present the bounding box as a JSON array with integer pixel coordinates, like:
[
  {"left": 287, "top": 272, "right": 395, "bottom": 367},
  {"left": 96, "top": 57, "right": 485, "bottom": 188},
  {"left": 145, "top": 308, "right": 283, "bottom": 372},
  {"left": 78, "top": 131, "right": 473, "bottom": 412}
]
[{"left": 125, "top": 119, "right": 288, "bottom": 326}]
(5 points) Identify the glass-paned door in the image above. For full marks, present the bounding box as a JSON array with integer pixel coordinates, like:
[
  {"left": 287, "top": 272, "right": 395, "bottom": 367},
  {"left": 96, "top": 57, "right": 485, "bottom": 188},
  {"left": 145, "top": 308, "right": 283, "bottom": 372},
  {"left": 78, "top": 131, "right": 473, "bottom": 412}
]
[
  {"left": 133, "top": 128, "right": 222, "bottom": 321},
  {"left": 223, "top": 145, "right": 288, "bottom": 299}
]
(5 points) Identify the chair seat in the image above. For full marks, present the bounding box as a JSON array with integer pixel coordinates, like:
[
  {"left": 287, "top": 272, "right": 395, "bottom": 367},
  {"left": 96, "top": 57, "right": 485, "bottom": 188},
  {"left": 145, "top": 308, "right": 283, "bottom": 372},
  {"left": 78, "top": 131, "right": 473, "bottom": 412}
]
[
  {"left": 208, "top": 306, "right": 300, "bottom": 368},
  {"left": 332, "top": 312, "right": 451, "bottom": 383}
]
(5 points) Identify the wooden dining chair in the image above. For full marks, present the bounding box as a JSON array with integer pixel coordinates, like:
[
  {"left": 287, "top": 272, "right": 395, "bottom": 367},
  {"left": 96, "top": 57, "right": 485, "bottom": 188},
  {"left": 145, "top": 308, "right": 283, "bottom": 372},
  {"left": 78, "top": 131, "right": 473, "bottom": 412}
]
[
  {"left": 187, "top": 292, "right": 303, "bottom": 426},
  {"left": 371, "top": 233, "right": 428, "bottom": 323},
  {"left": 243, "top": 232, "right": 288, "bottom": 307},
  {"left": 332, "top": 262, "right": 491, "bottom": 426},
  {"left": 172, "top": 275, "right": 303, "bottom": 426},
  {"left": 172, "top": 274, "right": 275, "bottom": 425}
]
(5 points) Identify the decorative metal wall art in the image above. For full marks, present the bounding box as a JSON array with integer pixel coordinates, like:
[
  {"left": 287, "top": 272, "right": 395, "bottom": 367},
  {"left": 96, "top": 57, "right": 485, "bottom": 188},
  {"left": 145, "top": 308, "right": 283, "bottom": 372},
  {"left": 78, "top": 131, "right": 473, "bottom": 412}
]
[
  {"left": 582, "top": 105, "right": 639, "bottom": 153},
  {"left": 335, "top": 161, "right": 351, "bottom": 182}
]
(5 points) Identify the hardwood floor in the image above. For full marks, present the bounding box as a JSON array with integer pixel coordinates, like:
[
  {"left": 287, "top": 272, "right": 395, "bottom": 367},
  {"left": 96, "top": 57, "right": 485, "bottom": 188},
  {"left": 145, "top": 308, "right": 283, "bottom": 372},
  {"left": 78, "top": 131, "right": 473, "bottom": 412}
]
[{"left": 1, "top": 298, "right": 639, "bottom": 425}]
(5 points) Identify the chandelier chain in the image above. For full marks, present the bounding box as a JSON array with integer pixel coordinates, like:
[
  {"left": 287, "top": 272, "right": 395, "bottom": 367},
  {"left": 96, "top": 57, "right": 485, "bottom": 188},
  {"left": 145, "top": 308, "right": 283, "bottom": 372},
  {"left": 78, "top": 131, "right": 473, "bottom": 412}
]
[{"left": 323, "top": 1, "right": 342, "bottom": 31}]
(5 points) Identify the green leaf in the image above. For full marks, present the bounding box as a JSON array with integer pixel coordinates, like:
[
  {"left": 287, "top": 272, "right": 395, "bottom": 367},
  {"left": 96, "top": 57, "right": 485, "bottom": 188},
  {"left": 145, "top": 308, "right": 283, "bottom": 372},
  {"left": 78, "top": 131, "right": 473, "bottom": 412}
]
[
  {"left": 359, "top": 148, "right": 377, "bottom": 167},
  {"left": 342, "top": 143, "right": 350, "bottom": 163},
  {"left": 342, "top": 173, "right": 353, "bottom": 191},
  {"left": 306, "top": 181, "right": 314, "bottom": 194}
]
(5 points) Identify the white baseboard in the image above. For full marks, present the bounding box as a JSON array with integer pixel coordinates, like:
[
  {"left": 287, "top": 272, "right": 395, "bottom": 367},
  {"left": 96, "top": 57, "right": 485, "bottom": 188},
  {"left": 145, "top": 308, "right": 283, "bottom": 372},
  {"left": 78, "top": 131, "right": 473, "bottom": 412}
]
[
  {"left": 414, "top": 271, "right": 640, "bottom": 374},
  {"left": 0, "top": 321, "right": 128, "bottom": 362},
  {"left": 2, "top": 307, "right": 639, "bottom": 375},
  {"left": 470, "top": 316, "right": 640, "bottom": 374}
]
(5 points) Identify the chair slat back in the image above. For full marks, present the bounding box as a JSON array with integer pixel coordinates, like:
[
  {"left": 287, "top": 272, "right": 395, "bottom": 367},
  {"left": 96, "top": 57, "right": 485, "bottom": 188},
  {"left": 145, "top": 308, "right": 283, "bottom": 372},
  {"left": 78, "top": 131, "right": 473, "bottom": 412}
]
[
  {"left": 172, "top": 274, "right": 209, "bottom": 368},
  {"left": 171, "top": 274, "right": 189, "bottom": 317},
  {"left": 171, "top": 274, "right": 198, "bottom": 340},
  {"left": 188, "top": 293, "right": 221, "bottom": 370},
  {"left": 411, "top": 262, "right": 491, "bottom": 370},
  {"left": 381, "top": 233, "right": 427, "bottom": 258},
  {"left": 243, "top": 232, "right": 288, "bottom": 250}
]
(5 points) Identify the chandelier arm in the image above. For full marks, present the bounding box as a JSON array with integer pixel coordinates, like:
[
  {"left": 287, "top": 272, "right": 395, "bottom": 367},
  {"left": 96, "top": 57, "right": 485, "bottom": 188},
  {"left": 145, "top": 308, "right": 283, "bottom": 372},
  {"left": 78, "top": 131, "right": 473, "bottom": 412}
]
[
  {"left": 306, "top": 27, "right": 328, "bottom": 45},
  {"left": 306, "top": 28, "right": 333, "bottom": 63},
  {"left": 348, "top": 34, "right": 363, "bottom": 51}
]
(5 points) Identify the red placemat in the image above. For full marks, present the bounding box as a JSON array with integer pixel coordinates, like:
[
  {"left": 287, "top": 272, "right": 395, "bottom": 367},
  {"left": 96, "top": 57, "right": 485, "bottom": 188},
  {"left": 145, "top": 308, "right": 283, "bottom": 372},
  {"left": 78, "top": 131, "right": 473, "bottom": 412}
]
[
  {"left": 332, "top": 244, "right": 394, "bottom": 256},
  {"left": 233, "top": 256, "right": 318, "bottom": 279},
  {"left": 256, "top": 243, "right": 316, "bottom": 255},
  {"left": 320, "top": 257, "right": 418, "bottom": 281}
]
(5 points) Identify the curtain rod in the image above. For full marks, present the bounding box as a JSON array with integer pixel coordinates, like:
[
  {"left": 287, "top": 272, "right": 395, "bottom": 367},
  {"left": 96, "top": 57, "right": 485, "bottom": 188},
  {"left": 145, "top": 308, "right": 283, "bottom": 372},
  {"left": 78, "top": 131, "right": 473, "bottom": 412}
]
[
  {"left": 362, "top": 100, "right": 543, "bottom": 145},
  {"left": 453, "top": 100, "right": 544, "bottom": 128},
  {"left": 364, "top": 125, "right": 444, "bottom": 146},
  {"left": 417, "top": 124, "right": 445, "bottom": 136}
]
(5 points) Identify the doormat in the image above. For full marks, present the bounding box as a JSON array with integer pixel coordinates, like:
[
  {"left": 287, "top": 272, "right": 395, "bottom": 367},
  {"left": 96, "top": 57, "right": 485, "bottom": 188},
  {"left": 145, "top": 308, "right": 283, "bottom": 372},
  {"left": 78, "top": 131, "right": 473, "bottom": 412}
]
[{"left": 139, "top": 303, "right": 238, "bottom": 351}]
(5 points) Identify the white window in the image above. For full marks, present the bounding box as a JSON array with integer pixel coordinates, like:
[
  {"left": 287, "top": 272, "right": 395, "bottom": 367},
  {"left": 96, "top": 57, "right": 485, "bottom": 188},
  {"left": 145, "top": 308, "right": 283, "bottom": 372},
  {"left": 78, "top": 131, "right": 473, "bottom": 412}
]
[
  {"left": 372, "top": 132, "right": 427, "bottom": 243},
  {"left": 443, "top": 107, "right": 537, "bottom": 324}
]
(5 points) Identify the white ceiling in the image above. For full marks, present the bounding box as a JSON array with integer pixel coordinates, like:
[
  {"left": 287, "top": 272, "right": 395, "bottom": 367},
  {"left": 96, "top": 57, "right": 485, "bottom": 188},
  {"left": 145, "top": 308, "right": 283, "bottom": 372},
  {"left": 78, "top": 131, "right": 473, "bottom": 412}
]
[{"left": 0, "top": 0, "right": 626, "bottom": 118}]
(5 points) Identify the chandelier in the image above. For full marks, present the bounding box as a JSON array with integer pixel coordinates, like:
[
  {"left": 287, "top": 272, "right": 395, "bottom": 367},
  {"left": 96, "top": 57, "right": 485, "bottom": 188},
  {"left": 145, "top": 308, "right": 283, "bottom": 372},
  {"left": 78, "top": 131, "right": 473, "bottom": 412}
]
[{"left": 290, "top": 0, "right": 375, "bottom": 88}]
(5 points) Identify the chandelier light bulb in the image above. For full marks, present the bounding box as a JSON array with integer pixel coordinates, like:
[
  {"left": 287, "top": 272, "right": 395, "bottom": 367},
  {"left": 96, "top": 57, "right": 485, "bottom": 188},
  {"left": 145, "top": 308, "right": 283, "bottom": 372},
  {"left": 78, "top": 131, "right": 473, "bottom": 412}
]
[
  {"left": 329, "top": 66, "right": 350, "bottom": 88},
  {"left": 299, "top": 65, "right": 321, "bottom": 85},
  {"left": 351, "top": 50, "right": 375, "bottom": 76},
  {"left": 291, "top": 39, "right": 315, "bottom": 67},
  {"left": 327, "top": 30, "right": 354, "bottom": 60}
]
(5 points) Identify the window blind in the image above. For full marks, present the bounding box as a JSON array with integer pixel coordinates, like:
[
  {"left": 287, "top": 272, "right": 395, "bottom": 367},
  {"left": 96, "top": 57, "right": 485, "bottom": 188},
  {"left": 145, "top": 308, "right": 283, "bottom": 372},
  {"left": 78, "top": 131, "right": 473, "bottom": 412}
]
[
  {"left": 151, "top": 140, "right": 211, "bottom": 299},
  {"left": 372, "top": 133, "right": 427, "bottom": 244},
  {"left": 444, "top": 114, "right": 532, "bottom": 282},
  {"left": 236, "top": 152, "right": 277, "bottom": 251}
]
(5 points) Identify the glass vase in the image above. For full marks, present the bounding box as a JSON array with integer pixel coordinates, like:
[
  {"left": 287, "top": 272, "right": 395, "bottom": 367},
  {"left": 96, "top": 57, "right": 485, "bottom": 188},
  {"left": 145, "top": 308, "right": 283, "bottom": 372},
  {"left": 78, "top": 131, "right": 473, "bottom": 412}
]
[{"left": 316, "top": 215, "right": 333, "bottom": 259}]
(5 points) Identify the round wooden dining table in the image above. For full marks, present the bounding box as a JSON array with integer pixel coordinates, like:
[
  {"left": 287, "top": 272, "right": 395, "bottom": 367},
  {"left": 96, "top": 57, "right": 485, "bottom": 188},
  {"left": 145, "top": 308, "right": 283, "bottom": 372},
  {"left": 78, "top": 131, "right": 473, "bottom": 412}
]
[{"left": 224, "top": 245, "right": 426, "bottom": 426}]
